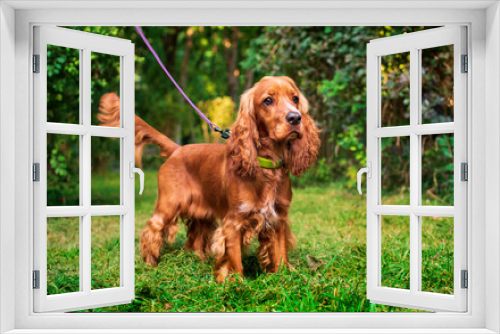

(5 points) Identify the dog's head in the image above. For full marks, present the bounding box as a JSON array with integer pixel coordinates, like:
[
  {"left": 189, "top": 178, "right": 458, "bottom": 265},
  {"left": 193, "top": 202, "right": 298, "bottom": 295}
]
[{"left": 226, "top": 76, "right": 320, "bottom": 178}]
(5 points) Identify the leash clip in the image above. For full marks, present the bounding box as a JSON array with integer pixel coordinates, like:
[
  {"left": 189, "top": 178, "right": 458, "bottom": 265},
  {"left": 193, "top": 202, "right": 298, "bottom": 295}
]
[{"left": 213, "top": 126, "right": 231, "bottom": 139}]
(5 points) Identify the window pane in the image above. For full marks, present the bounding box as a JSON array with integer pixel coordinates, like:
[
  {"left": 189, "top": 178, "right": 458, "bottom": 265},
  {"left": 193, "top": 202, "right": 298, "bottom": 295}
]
[
  {"left": 47, "top": 134, "right": 80, "bottom": 206},
  {"left": 47, "top": 45, "right": 80, "bottom": 124},
  {"left": 381, "top": 136, "right": 410, "bottom": 205},
  {"left": 91, "top": 52, "right": 121, "bottom": 126},
  {"left": 91, "top": 216, "right": 120, "bottom": 290},
  {"left": 381, "top": 52, "right": 410, "bottom": 127},
  {"left": 381, "top": 215, "right": 410, "bottom": 290},
  {"left": 421, "top": 45, "right": 454, "bottom": 124},
  {"left": 47, "top": 217, "right": 80, "bottom": 295},
  {"left": 422, "top": 134, "right": 454, "bottom": 206},
  {"left": 421, "top": 217, "right": 454, "bottom": 294},
  {"left": 91, "top": 136, "right": 121, "bottom": 206}
]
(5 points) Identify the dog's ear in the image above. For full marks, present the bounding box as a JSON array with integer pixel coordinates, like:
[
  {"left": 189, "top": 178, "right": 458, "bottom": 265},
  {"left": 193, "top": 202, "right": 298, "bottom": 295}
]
[
  {"left": 226, "top": 87, "right": 260, "bottom": 178},
  {"left": 288, "top": 92, "right": 321, "bottom": 177}
]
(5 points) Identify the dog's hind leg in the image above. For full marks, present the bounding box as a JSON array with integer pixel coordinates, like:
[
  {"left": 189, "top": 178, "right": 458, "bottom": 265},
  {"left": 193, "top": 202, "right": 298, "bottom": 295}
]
[
  {"left": 185, "top": 218, "right": 217, "bottom": 261},
  {"left": 140, "top": 205, "right": 179, "bottom": 267}
]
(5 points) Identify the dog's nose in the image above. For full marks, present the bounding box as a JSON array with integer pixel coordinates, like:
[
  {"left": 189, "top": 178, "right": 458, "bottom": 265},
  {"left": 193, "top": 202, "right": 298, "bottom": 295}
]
[{"left": 286, "top": 112, "right": 302, "bottom": 126}]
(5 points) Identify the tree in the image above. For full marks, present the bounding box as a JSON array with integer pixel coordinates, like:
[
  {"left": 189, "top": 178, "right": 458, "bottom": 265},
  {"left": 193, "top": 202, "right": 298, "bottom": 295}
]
[{"left": 47, "top": 26, "right": 454, "bottom": 203}]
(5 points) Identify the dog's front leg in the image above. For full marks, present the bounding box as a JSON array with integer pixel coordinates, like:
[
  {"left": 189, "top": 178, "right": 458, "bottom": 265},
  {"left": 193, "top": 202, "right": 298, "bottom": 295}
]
[
  {"left": 276, "top": 219, "right": 294, "bottom": 268},
  {"left": 258, "top": 218, "right": 294, "bottom": 273},
  {"left": 212, "top": 219, "right": 244, "bottom": 283}
]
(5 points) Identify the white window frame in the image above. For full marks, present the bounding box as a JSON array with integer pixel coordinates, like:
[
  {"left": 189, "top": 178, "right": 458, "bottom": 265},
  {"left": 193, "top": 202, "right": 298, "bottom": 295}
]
[
  {"left": 366, "top": 26, "right": 468, "bottom": 312},
  {"left": 33, "top": 26, "right": 136, "bottom": 313},
  {"left": 1, "top": 1, "right": 499, "bottom": 333}
]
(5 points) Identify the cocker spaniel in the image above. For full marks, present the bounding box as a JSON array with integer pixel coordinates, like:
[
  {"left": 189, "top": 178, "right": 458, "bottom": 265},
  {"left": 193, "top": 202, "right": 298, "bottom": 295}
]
[{"left": 98, "top": 76, "right": 320, "bottom": 283}]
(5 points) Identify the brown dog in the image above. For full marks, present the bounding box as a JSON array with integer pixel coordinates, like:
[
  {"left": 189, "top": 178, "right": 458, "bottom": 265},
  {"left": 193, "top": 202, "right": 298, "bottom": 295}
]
[{"left": 98, "top": 76, "right": 320, "bottom": 283}]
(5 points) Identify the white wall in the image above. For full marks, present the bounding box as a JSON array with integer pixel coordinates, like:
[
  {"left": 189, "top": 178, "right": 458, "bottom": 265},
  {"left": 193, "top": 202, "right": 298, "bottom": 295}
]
[
  {"left": 0, "top": 2, "right": 16, "bottom": 333},
  {"left": 4, "top": 4, "right": 493, "bottom": 331},
  {"left": 486, "top": 2, "right": 500, "bottom": 333}
]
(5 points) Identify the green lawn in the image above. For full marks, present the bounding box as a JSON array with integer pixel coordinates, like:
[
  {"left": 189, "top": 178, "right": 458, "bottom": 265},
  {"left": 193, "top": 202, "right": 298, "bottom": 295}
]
[{"left": 47, "top": 170, "right": 454, "bottom": 312}]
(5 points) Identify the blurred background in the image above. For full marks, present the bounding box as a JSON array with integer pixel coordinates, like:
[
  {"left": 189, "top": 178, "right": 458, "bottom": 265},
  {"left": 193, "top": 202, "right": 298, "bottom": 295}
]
[{"left": 46, "top": 26, "right": 454, "bottom": 206}]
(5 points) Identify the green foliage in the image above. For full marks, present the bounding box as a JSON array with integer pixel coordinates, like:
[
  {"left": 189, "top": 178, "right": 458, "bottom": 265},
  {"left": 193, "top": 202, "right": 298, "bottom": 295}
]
[
  {"left": 47, "top": 134, "right": 79, "bottom": 206},
  {"left": 291, "top": 157, "right": 334, "bottom": 187},
  {"left": 242, "top": 26, "right": 448, "bottom": 193},
  {"left": 47, "top": 26, "right": 455, "bottom": 203},
  {"left": 380, "top": 52, "right": 411, "bottom": 126},
  {"left": 47, "top": 45, "right": 80, "bottom": 124},
  {"left": 422, "top": 45, "right": 454, "bottom": 124},
  {"left": 422, "top": 134, "right": 454, "bottom": 205},
  {"left": 198, "top": 96, "right": 236, "bottom": 143},
  {"left": 381, "top": 136, "right": 410, "bottom": 200}
]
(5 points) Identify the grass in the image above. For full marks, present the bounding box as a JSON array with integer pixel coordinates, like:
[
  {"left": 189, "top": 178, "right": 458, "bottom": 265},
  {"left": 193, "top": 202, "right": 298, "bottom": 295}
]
[{"left": 46, "top": 170, "right": 454, "bottom": 312}]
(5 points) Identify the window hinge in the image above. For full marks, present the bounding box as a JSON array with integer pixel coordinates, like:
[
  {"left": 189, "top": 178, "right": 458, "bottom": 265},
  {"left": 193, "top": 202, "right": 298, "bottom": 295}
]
[
  {"left": 461, "top": 54, "right": 468, "bottom": 73},
  {"left": 33, "top": 54, "right": 40, "bottom": 73},
  {"left": 461, "top": 269, "right": 468, "bottom": 289},
  {"left": 461, "top": 162, "right": 468, "bottom": 181},
  {"left": 33, "top": 163, "right": 40, "bottom": 182},
  {"left": 33, "top": 270, "right": 40, "bottom": 289}
]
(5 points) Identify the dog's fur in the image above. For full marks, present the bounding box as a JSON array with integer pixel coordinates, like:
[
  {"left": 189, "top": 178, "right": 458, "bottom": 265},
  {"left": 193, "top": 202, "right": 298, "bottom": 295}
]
[{"left": 98, "top": 76, "right": 320, "bottom": 283}]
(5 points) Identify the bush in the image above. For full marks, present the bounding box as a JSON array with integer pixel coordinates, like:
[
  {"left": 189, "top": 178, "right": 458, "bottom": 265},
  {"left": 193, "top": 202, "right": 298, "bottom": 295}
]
[{"left": 291, "top": 157, "right": 334, "bottom": 188}]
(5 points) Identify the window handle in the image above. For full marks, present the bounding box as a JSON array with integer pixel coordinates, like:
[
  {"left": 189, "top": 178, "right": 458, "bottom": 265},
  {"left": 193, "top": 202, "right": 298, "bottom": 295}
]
[
  {"left": 357, "top": 162, "right": 372, "bottom": 195},
  {"left": 129, "top": 162, "right": 144, "bottom": 195}
]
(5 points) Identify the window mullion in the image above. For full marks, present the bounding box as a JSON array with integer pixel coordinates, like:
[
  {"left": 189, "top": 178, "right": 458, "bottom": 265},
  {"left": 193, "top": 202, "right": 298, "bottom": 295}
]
[
  {"left": 409, "top": 47, "right": 421, "bottom": 294},
  {"left": 82, "top": 48, "right": 92, "bottom": 294},
  {"left": 78, "top": 48, "right": 84, "bottom": 293}
]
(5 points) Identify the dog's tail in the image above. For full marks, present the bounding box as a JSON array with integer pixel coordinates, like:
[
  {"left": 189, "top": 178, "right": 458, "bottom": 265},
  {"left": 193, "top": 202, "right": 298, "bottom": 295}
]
[{"left": 98, "top": 92, "right": 180, "bottom": 168}]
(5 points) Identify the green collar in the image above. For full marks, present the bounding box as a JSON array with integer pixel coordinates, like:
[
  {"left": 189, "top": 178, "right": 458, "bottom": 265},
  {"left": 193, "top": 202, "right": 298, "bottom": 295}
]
[{"left": 258, "top": 156, "right": 284, "bottom": 169}]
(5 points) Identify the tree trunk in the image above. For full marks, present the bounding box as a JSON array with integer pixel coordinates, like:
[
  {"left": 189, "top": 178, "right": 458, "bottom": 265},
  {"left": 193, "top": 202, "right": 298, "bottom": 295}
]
[
  {"left": 180, "top": 28, "right": 195, "bottom": 144},
  {"left": 244, "top": 69, "right": 254, "bottom": 91},
  {"left": 162, "top": 27, "right": 181, "bottom": 141},
  {"left": 225, "top": 27, "right": 239, "bottom": 103},
  {"left": 162, "top": 27, "right": 180, "bottom": 71}
]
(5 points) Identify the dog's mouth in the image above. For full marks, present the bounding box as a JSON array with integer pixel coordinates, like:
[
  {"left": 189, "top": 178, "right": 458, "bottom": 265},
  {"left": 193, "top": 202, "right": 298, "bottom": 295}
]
[
  {"left": 286, "top": 130, "right": 302, "bottom": 141},
  {"left": 272, "top": 129, "right": 302, "bottom": 143}
]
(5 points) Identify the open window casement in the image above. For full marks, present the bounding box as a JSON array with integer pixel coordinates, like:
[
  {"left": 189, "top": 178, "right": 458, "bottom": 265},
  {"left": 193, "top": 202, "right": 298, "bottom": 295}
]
[
  {"left": 364, "top": 26, "right": 467, "bottom": 312},
  {"left": 33, "top": 26, "right": 136, "bottom": 312}
]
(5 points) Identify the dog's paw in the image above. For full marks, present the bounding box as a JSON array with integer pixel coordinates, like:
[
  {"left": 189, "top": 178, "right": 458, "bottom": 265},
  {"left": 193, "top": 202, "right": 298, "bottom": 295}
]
[
  {"left": 215, "top": 264, "right": 230, "bottom": 284},
  {"left": 143, "top": 255, "right": 159, "bottom": 267}
]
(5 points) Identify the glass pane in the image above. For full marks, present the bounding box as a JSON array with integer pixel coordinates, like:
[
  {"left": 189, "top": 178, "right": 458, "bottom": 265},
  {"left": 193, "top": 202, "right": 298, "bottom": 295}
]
[
  {"left": 381, "top": 215, "right": 410, "bottom": 290},
  {"left": 47, "top": 45, "right": 80, "bottom": 124},
  {"left": 91, "top": 216, "right": 120, "bottom": 290},
  {"left": 381, "top": 136, "right": 410, "bottom": 205},
  {"left": 421, "top": 217, "right": 454, "bottom": 294},
  {"left": 381, "top": 52, "right": 410, "bottom": 127},
  {"left": 422, "top": 134, "right": 454, "bottom": 206},
  {"left": 91, "top": 136, "right": 121, "bottom": 206},
  {"left": 47, "top": 217, "right": 80, "bottom": 295},
  {"left": 421, "top": 45, "right": 454, "bottom": 124},
  {"left": 47, "top": 134, "right": 80, "bottom": 206},
  {"left": 91, "top": 52, "right": 121, "bottom": 125}
]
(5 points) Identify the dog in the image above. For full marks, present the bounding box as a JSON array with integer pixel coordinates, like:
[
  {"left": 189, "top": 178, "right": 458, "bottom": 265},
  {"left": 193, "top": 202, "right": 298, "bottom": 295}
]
[{"left": 98, "top": 76, "right": 320, "bottom": 283}]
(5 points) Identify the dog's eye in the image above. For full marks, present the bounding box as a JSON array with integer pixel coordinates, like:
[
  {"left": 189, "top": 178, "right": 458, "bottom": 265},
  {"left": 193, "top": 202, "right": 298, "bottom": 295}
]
[
  {"left": 263, "top": 97, "right": 274, "bottom": 106},
  {"left": 292, "top": 96, "right": 299, "bottom": 104}
]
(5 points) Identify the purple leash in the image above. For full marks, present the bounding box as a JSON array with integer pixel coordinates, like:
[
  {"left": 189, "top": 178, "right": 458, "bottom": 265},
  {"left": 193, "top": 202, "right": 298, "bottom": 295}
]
[{"left": 134, "top": 26, "right": 230, "bottom": 139}]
